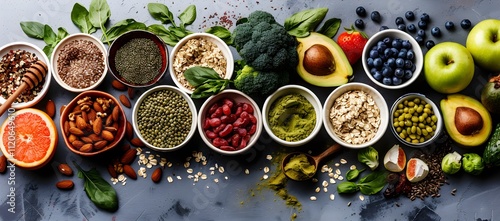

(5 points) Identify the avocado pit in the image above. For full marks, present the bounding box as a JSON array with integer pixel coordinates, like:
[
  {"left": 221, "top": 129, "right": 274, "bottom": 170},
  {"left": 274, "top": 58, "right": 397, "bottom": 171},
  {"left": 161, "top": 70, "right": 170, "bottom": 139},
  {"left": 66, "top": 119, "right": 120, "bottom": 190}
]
[
  {"left": 454, "top": 106, "right": 484, "bottom": 135},
  {"left": 303, "top": 44, "right": 335, "bottom": 76}
]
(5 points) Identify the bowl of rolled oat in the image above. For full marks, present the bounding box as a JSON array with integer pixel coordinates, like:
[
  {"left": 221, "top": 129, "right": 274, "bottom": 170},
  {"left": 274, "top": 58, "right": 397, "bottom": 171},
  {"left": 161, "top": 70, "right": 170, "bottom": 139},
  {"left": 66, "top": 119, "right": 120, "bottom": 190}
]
[
  {"left": 322, "top": 82, "right": 389, "bottom": 149},
  {"left": 169, "top": 33, "right": 234, "bottom": 94},
  {"left": 51, "top": 33, "right": 107, "bottom": 93},
  {"left": 0, "top": 42, "right": 51, "bottom": 109}
]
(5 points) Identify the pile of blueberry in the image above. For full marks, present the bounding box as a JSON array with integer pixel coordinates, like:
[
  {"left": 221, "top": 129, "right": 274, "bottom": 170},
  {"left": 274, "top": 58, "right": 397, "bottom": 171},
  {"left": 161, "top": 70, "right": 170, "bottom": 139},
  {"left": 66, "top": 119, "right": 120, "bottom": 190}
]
[{"left": 366, "top": 37, "right": 416, "bottom": 86}]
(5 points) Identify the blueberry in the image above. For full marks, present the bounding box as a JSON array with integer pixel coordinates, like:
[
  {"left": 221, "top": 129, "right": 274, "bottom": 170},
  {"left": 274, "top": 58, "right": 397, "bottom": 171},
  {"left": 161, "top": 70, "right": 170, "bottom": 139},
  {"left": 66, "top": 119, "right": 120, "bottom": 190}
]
[
  {"left": 394, "top": 68, "right": 405, "bottom": 78},
  {"left": 420, "top": 13, "right": 430, "bottom": 22},
  {"left": 367, "top": 57, "right": 374, "bottom": 67},
  {"left": 382, "top": 77, "right": 392, "bottom": 85},
  {"left": 384, "top": 48, "right": 392, "bottom": 57},
  {"left": 405, "top": 11, "right": 415, "bottom": 20},
  {"left": 417, "top": 29, "right": 426, "bottom": 37},
  {"left": 371, "top": 11, "right": 381, "bottom": 23},
  {"left": 431, "top": 27, "right": 441, "bottom": 37},
  {"left": 398, "top": 50, "right": 407, "bottom": 58},
  {"left": 461, "top": 19, "right": 472, "bottom": 29},
  {"left": 418, "top": 20, "right": 428, "bottom": 29},
  {"left": 415, "top": 36, "right": 424, "bottom": 45},
  {"left": 397, "top": 24, "right": 406, "bottom": 31},
  {"left": 407, "top": 50, "right": 415, "bottom": 60},
  {"left": 404, "top": 60, "right": 414, "bottom": 69},
  {"left": 379, "top": 25, "right": 390, "bottom": 31},
  {"left": 404, "top": 70, "right": 413, "bottom": 80},
  {"left": 395, "top": 17, "right": 405, "bottom": 25},
  {"left": 382, "top": 67, "right": 393, "bottom": 77},
  {"left": 445, "top": 21, "right": 455, "bottom": 30},
  {"left": 355, "top": 19, "right": 365, "bottom": 29},
  {"left": 356, "top": 6, "right": 367, "bottom": 17},
  {"left": 383, "top": 37, "right": 392, "bottom": 45},
  {"left": 391, "top": 48, "right": 399, "bottom": 56},
  {"left": 373, "top": 71, "right": 383, "bottom": 81},
  {"left": 373, "top": 58, "right": 383, "bottom": 67},
  {"left": 392, "top": 39, "right": 402, "bottom": 49},
  {"left": 407, "top": 24, "right": 417, "bottom": 33},
  {"left": 377, "top": 43, "right": 387, "bottom": 54},
  {"left": 401, "top": 40, "right": 412, "bottom": 49},
  {"left": 369, "top": 49, "right": 379, "bottom": 58},
  {"left": 392, "top": 77, "right": 403, "bottom": 85},
  {"left": 425, "top": 40, "right": 435, "bottom": 49},
  {"left": 395, "top": 58, "right": 405, "bottom": 68},
  {"left": 387, "top": 57, "right": 396, "bottom": 68}
]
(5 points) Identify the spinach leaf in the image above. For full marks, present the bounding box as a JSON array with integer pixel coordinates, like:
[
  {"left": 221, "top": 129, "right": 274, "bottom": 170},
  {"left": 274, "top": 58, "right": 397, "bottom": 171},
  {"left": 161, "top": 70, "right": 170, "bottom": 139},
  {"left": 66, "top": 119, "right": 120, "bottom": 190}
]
[
  {"left": 179, "top": 5, "right": 196, "bottom": 26},
  {"left": 56, "top": 27, "right": 69, "bottom": 42},
  {"left": 184, "top": 66, "right": 222, "bottom": 87},
  {"left": 205, "top": 26, "right": 233, "bottom": 45},
  {"left": 88, "top": 0, "right": 110, "bottom": 29},
  {"left": 20, "top": 21, "right": 45, "bottom": 39},
  {"left": 74, "top": 162, "right": 118, "bottom": 212},
  {"left": 285, "top": 8, "right": 328, "bottom": 38},
  {"left": 147, "top": 24, "right": 178, "bottom": 46},
  {"left": 43, "top": 25, "right": 56, "bottom": 45},
  {"left": 43, "top": 45, "right": 54, "bottom": 58},
  {"left": 317, "top": 18, "right": 341, "bottom": 38},
  {"left": 103, "top": 19, "right": 146, "bottom": 43},
  {"left": 191, "top": 79, "right": 229, "bottom": 99},
  {"left": 71, "top": 3, "right": 96, "bottom": 34},
  {"left": 168, "top": 26, "right": 190, "bottom": 39},
  {"left": 357, "top": 171, "right": 387, "bottom": 195},
  {"left": 337, "top": 181, "right": 359, "bottom": 194},
  {"left": 148, "top": 3, "right": 175, "bottom": 25}
]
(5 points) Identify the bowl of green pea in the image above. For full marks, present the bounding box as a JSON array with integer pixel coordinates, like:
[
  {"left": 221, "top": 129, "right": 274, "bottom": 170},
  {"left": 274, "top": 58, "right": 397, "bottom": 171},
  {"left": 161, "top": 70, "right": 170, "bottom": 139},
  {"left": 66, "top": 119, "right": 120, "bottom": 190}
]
[
  {"left": 390, "top": 93, "right": 443, "bottom": 148},
  {"left": 132, "top": 85, "right": 197, "bottom": 152}
]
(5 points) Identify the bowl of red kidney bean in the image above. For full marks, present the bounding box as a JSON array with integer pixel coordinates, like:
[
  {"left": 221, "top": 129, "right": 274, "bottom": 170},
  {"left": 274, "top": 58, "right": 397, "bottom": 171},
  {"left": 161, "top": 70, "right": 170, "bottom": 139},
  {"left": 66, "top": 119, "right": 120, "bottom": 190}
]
[{"left": 198, "top": 89, "right": 262, "bottom": 155}]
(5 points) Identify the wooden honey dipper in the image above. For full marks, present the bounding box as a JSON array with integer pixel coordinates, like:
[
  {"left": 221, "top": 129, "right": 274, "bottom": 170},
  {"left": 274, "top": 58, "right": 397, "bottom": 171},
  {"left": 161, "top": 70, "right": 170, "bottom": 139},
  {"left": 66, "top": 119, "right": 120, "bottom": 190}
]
[{"left": 0, "top": 60, "right": 49, "bottom": 116}]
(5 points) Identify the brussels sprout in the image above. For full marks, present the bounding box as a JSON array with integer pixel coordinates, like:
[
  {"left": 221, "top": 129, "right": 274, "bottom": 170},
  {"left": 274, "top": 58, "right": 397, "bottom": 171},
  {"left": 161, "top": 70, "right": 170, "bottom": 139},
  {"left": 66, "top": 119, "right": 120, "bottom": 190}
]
[
  {"left": 462, "top": 153, "right": 484, "bottom": 175},
  {"left": 441, "top": 151, "right": 462, "bottom": 174},
  {"left": 358, "top": 146, "right": 379, "bottom": 170}
]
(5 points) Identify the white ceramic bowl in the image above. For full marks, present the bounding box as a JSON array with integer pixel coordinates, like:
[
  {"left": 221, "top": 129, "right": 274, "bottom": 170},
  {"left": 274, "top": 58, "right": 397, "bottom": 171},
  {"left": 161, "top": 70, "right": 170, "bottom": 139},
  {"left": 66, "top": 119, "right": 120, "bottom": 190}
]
[
  {"left": 169, "top": 33, "right": 234, "bottom": 94},
  {"left": 362, "top": 29, "right": 423, "bottom": 89},
  {"left": 323, "top": 82, "right": 389, "bottom": 149},
  {"left": 390, "top": 93, "right": 443, "bottom": 148},
  {"left": 132, "top": 85, "right": 197, "bottom": 152},
  {"left": 0, "top": 42, "right": 51, "bottom": 109},
  {"left": 51, "top": 33, "right": 107, "bottom": 92},
  {"left": 262, "top": 85, "right": 322, "bottom": 147},
  {"left": 198, "top": 89, "right": 262, "bottom": 155}
]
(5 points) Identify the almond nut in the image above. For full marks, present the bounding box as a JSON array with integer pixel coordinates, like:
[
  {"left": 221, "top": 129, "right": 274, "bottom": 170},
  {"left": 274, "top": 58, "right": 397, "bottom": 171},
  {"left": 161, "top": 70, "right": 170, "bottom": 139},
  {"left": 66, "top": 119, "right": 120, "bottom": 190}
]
[
  {"left": 120, "top": 144, "right": 131, "bottom": 153},
  {"left": 94, "top": 140, "right": 108, "bottom": 150},
  {"left": 68, "top": 134, "right": 78, "bottom": 143},
  {"left": 123, "top": 165, "right": 137, "bottom": 180},
  {"left": 93, "top": 117, "right": 103, "bottom": 135},
  {"left": 93, "top": 102, "right": 103, "bottom": 113},
  {"left": 104, "top": 126, "right": 118, "bottom": 134},
  {"left": 45, "top": 99, "right": 56, "bottom": 118},
  {"left": 88, "top": 109, "right": 97, "bottom": 122},
  {"left": 80, "top": 143, "right": 93, "bottom": 153},
  {"left": 88, "top": 133, "right": 103, "bottom": 142},
  {"left": 56, "top": 180, "right": 74, "bottom": 190},
  {"left": 107, "top": 164, "right": 118, "bottom": 178},
  {"left": 63, "top": 121, "right": 70, "bottom": 136},
  {"left": 71, "top": 140, "right": 85, "bottom": 149},
  {"left": 112, "top": 106, "right": 120, "bottom": 122},
  {"left": 0, "top": 155, "right": 7, "bottom": 174},
  {"left": 151, "top": 167, "right": 162, "bottom": 183},
  {"left": 127, "top": 87, "right": 135, "bottom": 100},
  {"left": 130, "top": 138, "right": 145, "bottom": 147},
  {"left": 111, "top": 79, "right": 127, "bottom": 91},
  {"left": 120, "top": 148, "right": 137, "bottom": 164},
  {"left": 119, "top": 94, "right": 131, "bottom": 108},
  {"left": 69, "top": 127, "right": 85, "bottom": 136},
  {"left": 105, "top": 115, "right": 114, "bottom": 127},
  {"left": 101, "top": 130, "right": 115, "bottom": 142},
  {"left": 125, "top": 121, "right": 133, "bottom": 140},
  {"left": 58, "top": 163, "right": 73, "bottom": 176},
  {"left": 82, "top": 111, "right": 88, "bottom": 122},
  {"left": 81, "top": 136, "right": 93, "bottom": 144},
  {"left": 76, "top": 116, "right": 88, "bottom": 130}
]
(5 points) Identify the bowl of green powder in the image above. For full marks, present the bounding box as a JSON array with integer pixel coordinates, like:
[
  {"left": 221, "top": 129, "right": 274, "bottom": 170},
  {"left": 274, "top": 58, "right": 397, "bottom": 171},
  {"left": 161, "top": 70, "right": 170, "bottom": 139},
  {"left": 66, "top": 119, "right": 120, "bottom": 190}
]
[{"left": 108, "top": 30, "right": 168, "bottom": 87}]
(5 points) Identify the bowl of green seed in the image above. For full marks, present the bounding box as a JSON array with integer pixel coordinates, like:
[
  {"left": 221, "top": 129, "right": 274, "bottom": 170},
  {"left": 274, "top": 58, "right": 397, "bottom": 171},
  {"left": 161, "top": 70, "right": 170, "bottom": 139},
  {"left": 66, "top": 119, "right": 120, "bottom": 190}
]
[
  {"left": 108, "top": 30, "right": 168, "bottom": 87},
  {"left": 132, "top": 85, "right": 197, "bottom": 152},
  {"left": 390, "top": 93, "right": 443, "bottom": 148}
]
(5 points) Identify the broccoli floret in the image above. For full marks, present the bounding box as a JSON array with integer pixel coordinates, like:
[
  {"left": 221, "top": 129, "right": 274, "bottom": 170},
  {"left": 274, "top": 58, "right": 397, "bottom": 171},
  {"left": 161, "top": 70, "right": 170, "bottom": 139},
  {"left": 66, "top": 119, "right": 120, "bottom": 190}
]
[
  {"left": 233, "top": 10, "right": 298, "bottom": 71},
  {"left": 233, "top": 64, "right": 289, "bottom": 96}
]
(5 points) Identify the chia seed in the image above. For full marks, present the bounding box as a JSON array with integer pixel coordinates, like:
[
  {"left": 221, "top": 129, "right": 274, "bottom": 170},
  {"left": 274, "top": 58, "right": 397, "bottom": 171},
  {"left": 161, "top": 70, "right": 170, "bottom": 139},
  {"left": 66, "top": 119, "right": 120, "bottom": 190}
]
[
  {"left": 115, "top": 38, "right": 162, "bottom": 85},
  {"left": 0, "top": 49, "right": 42, "bottom": 103}
]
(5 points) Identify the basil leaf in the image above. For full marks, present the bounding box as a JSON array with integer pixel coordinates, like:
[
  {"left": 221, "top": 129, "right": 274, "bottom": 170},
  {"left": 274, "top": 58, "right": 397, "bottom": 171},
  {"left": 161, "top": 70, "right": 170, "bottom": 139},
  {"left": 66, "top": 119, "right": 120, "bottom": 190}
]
[
  {"left": 357, "top": 171, "right": 387, "bottom": 195},
  {"left": 20, "top": 21, "right": 45, "bottom": 39},
  {"left": 148, "top": 3, "right": 175, "bottom": 25},
  {"left": 337, "top": 181, "right": 359, "bottom": 194},
  {"left": 71, "top": 3, "right": 96, "bottom": 34},
  {"left": 74, "top": 162, "right": 118, "bottom": 212},
  {"left": 179, "top": 5, "right": 196, "bottom": 26},
  {"left": 89, "top": 0, "right": 111, "bottom": 29},
  {"left": 43, "top": 44, "right": 55, "bottom": 58},
  {"left": 205, "top": 26, "right": 233, "bottom": 45},
  {"left": 168, "top": 26, "right": 190, "bottom": 39},
  {"left": 191, "top": 79, "right": 229, "bottom": 99},
  {"left": 147, "top": 24, "right": 178, "bottom": 46},
  {"left": 285, "top": 8, "right": 328, "bottom": 38},
  {"left": 346, "top": 168, "right": 365, "bottom": 181},
  {"left": 56, "top": 27, "right": 69, "bottom": 42},
  {"left": 317, "top": 18, "right": 341, "bottom": 38},
  {"left": 184, "top": 66, "right": 222, "bottom": 87},
  {"left": 104, "top": 19, "right": 147, "bottom": 43},
  {"left": 43, "top": 25, "right": 56, "bottom": 45}
]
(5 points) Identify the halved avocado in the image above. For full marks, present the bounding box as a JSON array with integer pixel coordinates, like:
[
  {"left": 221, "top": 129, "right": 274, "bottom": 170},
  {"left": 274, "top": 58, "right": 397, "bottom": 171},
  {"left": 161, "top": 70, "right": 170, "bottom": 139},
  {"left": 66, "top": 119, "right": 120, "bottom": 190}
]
[
  {"left": 296, "top": 32, "right": 353, "bottom": 87},
  {"left": 440, "top": 94, "right": 493, "bottom": 148}
]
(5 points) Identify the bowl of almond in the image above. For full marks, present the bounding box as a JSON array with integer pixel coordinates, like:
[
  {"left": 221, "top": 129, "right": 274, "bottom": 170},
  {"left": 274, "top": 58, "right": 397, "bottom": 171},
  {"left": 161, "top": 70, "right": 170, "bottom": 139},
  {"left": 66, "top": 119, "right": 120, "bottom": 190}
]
[{"left": 60, "top": 90, "right": 127, "bottom": 156}]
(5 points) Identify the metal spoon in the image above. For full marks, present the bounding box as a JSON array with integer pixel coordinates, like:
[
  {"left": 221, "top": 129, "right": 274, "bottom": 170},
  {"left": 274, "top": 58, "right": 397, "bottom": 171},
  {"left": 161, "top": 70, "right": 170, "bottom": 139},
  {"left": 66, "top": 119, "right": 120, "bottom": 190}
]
[{"left": 281, "top": 143, "right": 342, "bottom": 181}]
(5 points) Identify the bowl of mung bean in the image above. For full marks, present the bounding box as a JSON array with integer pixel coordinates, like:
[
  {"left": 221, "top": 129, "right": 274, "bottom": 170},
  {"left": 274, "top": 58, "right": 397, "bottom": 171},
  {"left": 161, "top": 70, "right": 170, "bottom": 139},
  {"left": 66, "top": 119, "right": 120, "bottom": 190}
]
[
  {"left": 108, "top": 30, "right": 168, "bottom": 87},
  {"left": 0, "top": 41, "right": 51, "bottom": 109},
  {"left": 132, "top": 85, "right": 197, "bottom": 152},
  {"left": 323, "top": 82, "right": 389, "bottom": 149},
  {"left": 51, "top": 33, "right": 107, "bottom": 93},
  {"left": 169, "top": 33, "right": 234, "bottom": 94},
  {"left": 390, "top": 93, "right": 442, "bottom": 148}
]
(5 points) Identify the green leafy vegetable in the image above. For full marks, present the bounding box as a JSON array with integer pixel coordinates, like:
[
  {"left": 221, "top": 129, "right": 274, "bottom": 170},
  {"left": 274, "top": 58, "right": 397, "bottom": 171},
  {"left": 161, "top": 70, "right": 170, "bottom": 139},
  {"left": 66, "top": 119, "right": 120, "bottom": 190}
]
[
  {"left": 73, "top": 162, "right": 118, "bottom": 212},
  {"left": 346, "top": 168, "right": 365, "bottom": 181},
  {"left": 89, "top": 0, "right": 111, "bottom": 43},
  {"left": 205, "top": 26, "right": 233, "bottom": 45},
  {"left": 147, "top": 4, "right": 197, "bottom": 46},
  {"left": 357, "top": 146, "right": 379, "bottom": 170},
  {"left": 147, "top": 24, "right": 178, "bottom": 46},
  {"left": 20, "top": 21, "right": 45, "bottom": 39},
  {"left": 317, "top": 18, "right": 341, "bottom": 38},
  {"left": 148, "top": 3, "right": 175, "bottom": 25},
  {"left": 103, "top": 19, "right": 147, "bottom": 43},
  {"left": 356, "top": 171, "right": 387, "bottom": 195},
  {"left": 71, "top": 3, "right": 96, "bottom": 34},
  {"left": 43, "top": 25, "right": 56, "bottom": 45},
  {"left": 168, "top": 26, "right": 190, "bottom": 39},
  {"left": 184, "top": 66, "right": 230, "bottom": 99},
  {"left": 337, "top": 181, "right": 359, "bottom": 194},
  {"left": 179, "top": 5, "right": 196, "bottom": 27},
  {"left": 284, "top": 8, "right": 328, "bottom": 37},
  {"left": 56, "top": 27, "right": 70, "bottom": 41}
]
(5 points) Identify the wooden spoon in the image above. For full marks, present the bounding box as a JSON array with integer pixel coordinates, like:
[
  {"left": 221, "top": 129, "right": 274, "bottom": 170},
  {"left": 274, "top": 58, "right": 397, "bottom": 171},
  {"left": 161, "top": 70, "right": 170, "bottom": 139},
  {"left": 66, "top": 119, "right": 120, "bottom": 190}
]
[
  {"left": 281, "top": 143, "right": 342, "bottom": 181},
  {"left": 0, "top": 60, "right": 48, "bottom": 116}
]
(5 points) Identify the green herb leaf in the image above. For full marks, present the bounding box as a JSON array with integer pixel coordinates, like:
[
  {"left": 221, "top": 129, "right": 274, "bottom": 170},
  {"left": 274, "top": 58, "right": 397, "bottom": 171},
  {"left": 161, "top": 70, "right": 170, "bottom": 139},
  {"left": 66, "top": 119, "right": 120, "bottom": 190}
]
[
  {"left": 56, "top": 27, "right": 69, "bottom": 42},
  {"left": 73, "top": 162, "right": 118, "bottom": 212},
  {"left": 71, "top": 3, "right": 96, "bottom": 34},
  {"left": 285, "top": 8, "right": 328, "bottom": 38},
  {"left": 179, "top": 5, "right": 196, "bottom": 26},
  {"left": 191, "top": 79, "right": 229, "bottom": 99},
  {"left": 337, "top": 181, "right": 359, "bottom": 194},
  {"left": 168, "top": 26, "right": 190, "bottom": 39},
  {"left": 103, "top": 19, "right": 147, "bottom": 43},
  {"left": 147, "top": 24, "right": 178, "bottom": 46},
  {"left": 43, "top": 25, "right": 56, "bottom": 45},
  {"left": 148, "top": 3, "right": 175, "bottom": 25},
  {"left": 88, "top": 0, "right": 111, "bottom": 29},
  {"left": 205, "top": 26, "right": 233, "bottom": 45},
  {"left": 357, "top": 171, "right": 387, "bottom": 195},
  {"left": 346, "top": 168, "right": 365, "bottom": 181},
  {"left": 317, "top": 18, "right": 341, "bottom": 38},
  {"left": 43, "top": 44, "right": 54, "bottom": 58},
  {"left": 20, "top": 21, "right": 45, "bottom": 39},
  {"left": 184, "top": 66, "right": 222, "bottom": 87}
]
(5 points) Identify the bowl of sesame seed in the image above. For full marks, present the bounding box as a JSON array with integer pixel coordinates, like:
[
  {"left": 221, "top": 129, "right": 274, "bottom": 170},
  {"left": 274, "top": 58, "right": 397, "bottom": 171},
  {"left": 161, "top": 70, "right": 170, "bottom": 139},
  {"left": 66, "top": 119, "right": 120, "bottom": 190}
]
[
  {"left": 107, "top": 30, "right": 168, "bottom": 88},
  {"left": 51, "top": 33, "right": 107, "bottom": 93}
]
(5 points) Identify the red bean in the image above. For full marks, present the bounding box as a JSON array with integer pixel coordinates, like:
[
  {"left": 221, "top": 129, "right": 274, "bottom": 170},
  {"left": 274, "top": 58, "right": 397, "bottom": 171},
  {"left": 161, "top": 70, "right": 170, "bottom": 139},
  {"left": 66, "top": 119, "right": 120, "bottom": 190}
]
[
  {"left": 248, "top": 114, "right": 257, "bottom": 124},
  {"left": 205, "top": 130, "right": 218, "bottom": 139},
  {"left": 203, "top": 118, "right": 211, "bottom": 130},
  {"left": 242, "top": 103, "right": 254, "bottom": 114},
  {"left": 211, "top": 107, "right": 223, "bottom": 118},
  {"left": 223, "top": 98, "right": 234, "bottom": 109},
  {"left": 240, "top": 111, "right": 249, "bottom": 119},
  {"left": 239, "top": 134, "right": 250, "bottom": 149},
  {"left": 231, "top": 134, "right": 241, "bottom": 147},
  {"left": 213, "top": 123, "right": 226, "bottom": 133},
  {"left": 248, "top": 124, "right": 256, "bottom": 135},
  {"left": 237, "top": 127, "right": 247, "bottom": 137},
  {"left": 208, "top": 103, "right": 219, "bottom": 115},
  {"left": 212, "top": 137, "right": 228, "bottom": 147},
  {"left": 219, "top": 124, "right": 233, "bottom": 137},
  {"left": 234, "top": 106, "right": 243, "bottom": 117},
  {"left": 220, "top": 145, "right": 236, "bottom": 151},
  {"left": 208, "top": 118, "right": 221, "bottom": 127},
  {"left": 233, "top": 117, "right": 248, "bottom": 128},
  {"left": 222, "top": 104, "right": 231, "bottom": 116}
]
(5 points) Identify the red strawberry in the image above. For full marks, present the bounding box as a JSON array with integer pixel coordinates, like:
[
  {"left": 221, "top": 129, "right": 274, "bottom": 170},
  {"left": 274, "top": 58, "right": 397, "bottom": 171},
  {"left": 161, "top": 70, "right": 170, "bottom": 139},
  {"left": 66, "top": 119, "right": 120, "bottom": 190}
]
[{"left": 337, "top": 25, "right": 369, "bottom": 65}]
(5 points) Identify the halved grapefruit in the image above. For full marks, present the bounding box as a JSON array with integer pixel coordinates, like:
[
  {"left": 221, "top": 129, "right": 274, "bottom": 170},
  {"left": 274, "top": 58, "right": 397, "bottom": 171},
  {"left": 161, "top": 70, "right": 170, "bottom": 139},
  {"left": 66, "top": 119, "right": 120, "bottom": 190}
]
[
  {"left": 0, "top": 108, "right": 58, "bottom": 170},
  {"left": 406, "top": 158, "right": 429, "bottom": 183}
]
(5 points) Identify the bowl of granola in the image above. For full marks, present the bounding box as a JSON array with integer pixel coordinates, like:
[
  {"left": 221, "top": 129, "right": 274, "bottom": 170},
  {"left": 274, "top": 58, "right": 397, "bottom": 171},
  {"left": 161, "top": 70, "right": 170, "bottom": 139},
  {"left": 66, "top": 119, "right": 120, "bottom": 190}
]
[
  {"left": 169, "top": 33, "right": 234, "bottom": 94},
  {"left": 322, "top": 82, "right": 389, "bottom": 149}
]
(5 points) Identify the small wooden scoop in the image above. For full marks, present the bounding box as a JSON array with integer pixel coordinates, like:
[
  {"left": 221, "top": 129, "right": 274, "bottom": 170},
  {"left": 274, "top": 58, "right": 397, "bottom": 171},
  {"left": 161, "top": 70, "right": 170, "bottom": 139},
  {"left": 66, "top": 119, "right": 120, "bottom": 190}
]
[{"left": 0, "top": 60, "right": 48, "bottom": 116}]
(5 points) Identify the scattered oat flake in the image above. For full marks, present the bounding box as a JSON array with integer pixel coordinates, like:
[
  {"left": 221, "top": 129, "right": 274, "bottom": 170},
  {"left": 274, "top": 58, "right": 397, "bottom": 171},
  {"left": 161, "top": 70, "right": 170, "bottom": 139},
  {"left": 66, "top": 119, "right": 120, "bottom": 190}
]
[
  {"left": 322, "top": 180, "right": 329, "bottom": 187},
  {"left": 201, "top": 174, "right": 207, "bottom": 180},
  {"left": 359, "top": 195, "right": 365, "bottom": 201},
  {"left": 338, "top": 175, "right": 344, "bottom": 180},
  {"left": 323, "top": 187, "right": 328, "bottom": 193},
  {"left": 312, "top": 178, "right": 318, "bottom": 183},
  {"left": 333, "top": 174, "right": 339, "bottom": 179},
  {"left": 177, "top": 176, "right": 182, "bottom": 180},
  {"left": 347, "top": 202, "right": 352, "bottom": 207},
  {"left": 214, "top": 178, "right": 219, "bottom": 183},
  {"left": 184, "top": 162, "right": 190, "bottom": 168},
  {"left": 266, "top": 155, "right": 272, "bottom": 160},
  {"left": 335, "top": 168, "right": 341, "bottom": 175},
  {"left": 350, "top": 165, "right": 357, "bottom": 170},
  {"left": 263, "top": 174, "right": 269, "bottom": 180},
  {"left": 340, "top": 159, "right": 347, "bottom": 164},
  {"left": 335, "top": 163, "right": 340, "bottom": 167},
  {"left": 330, "top": 194, "right": 335, "bottom": 201},
  {"left": 315, "top": 187, "right": 320, "bottom": 193},
  {"left": 263, "top": 167, "right": 270, "bottom": 173},
  {"left": 187, "top": 168, "right": 194, "bottom": 174},
  {"left": 245, "top": 169, "right": 250, "bottom": 175},
  {"left": 219, "top": 166, "right": 225, "bottom": 173},
  {"left": 330, "top": 178, "right": 336, "bottom": 184},
  {"left": 310, "top": 196, "right": 317, "bottom": 201},
  {"left": 167, "top": 176, "right": 173, "bottom": 183}
]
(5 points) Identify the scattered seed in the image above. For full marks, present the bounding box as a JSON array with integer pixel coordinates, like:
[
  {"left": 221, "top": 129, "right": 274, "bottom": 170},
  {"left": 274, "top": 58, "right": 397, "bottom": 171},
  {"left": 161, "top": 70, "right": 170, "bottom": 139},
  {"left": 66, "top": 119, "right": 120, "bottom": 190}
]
[
  {"left": 335, "top": 163, "right": 340, "bottom": 167},
  {"left": 359, "top": 195, "right": 365, "bottom": 201},
  {"left": 323, "top": 187, "right": 328, "bottom": 193},
  {"left": 184, "top": 162, "right": 190, "bottom": 168},
  {"left": 177, "top": 176, "right": 182, "bottom": 180},
  {"left": 245, "top": 169, "right": 250, "bottom": 175},
  {"left": 118, "top": 174, "right": 125, "bottom": 182},
  {"left": 340, "top": 159, "right": 347, "bottom": 164},
  {"left": 263, "top": 167, "right": 270, "bottom": 173},
  {"left": 329, "top": 194, "right": 335, "bottom": 201},
  {"left": 167, "top": 176, "right": 173, "bottom": 183},
  {"left": 335, "top": 168, "right": 341, "bottom": 175},
  {"left": 214, "top": 178, "right": 219, "bottom": 183},
  {"left": 338, "top": 175, "right": 344, "bottom": 181},
  {"left": 322, "top": 180, "right": 329, "bottom": 187},
  {"left": 187, "top": 168, "right": 194, "bottom": 174},
  {"left": 347, "top": 202, "right": 352, "bottom": 207},
  {"left": 218, "top": 166, "right": 225, "bottom": 173},
  {"left": 315, "top": 187, "right": 321, "bottom": 193},
  {"left": 310, "top": 196, "right": 317, "bottom": 201},
  {"left": 266, "top": 155, "right": 273, "bottom": 160},
  {"left": 330, "top": 178, "right": 336, "bottom": 184},
  {"left": 262, "top": 174, "right": 269, "bottom": 180},
  {"left": 350, "top": 165, "right": 357, "bottom": 170}
]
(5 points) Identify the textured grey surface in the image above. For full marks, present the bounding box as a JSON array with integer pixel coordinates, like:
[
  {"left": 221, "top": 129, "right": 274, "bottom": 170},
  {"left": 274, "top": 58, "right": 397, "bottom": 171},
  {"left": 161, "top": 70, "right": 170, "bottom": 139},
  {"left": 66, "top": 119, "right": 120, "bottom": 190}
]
[{"left": 0, "top": 0, "right": 500, "bottom": 220}]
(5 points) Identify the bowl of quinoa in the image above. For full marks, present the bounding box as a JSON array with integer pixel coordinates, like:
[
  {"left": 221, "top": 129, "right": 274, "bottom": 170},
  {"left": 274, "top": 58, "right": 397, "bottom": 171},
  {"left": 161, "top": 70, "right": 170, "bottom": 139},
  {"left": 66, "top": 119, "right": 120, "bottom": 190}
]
[
  {"left": 108, "top": 30, "right": 168, "bottom": 87},
  {"left": 51, "top": 33, "right": 107, "bottom": 93},
  {"left": 0, "top": 42, "right": 51, "bottom": 109},
  {"left": 169, "top": 33, "right": 234, "bottom": 94}
]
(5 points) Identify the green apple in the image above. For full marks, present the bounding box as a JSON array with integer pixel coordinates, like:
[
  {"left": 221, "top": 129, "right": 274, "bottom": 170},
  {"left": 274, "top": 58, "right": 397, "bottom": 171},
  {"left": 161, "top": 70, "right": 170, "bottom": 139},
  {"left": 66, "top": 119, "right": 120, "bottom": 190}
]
[
  {"left": 424, "top": 42, "right": 474, "bottom": 94},
  {"left": 466, "top": 19, "right": 500, "bottom": 71}
]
